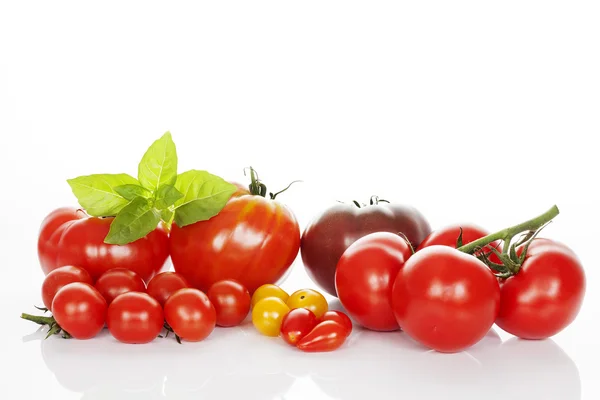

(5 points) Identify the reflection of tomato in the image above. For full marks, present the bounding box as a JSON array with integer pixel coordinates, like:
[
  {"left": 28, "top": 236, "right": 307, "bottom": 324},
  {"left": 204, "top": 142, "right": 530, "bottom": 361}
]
[
  {"left": 38, "top": 207, "right": 169, "bottom": 282},
  {"left": 301, "top": 201, "right": 430, "bottom": 296},
  {"left": 392, "top": 246, "right": 500, "bottom": 352},
  {"left": 170, "top": 196, "right": 300, "bottom": 293},
  {"left": 496, "top": 239, "right": 585, "bottom": 339}
]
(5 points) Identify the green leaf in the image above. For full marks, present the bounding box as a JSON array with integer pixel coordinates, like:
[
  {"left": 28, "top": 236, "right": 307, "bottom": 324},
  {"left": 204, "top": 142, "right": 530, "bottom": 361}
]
[
  {"left": 154, "top": 184, "right": 184, "bottom": 210},
  {"left": 67, "top": 173, "right": 139, "bottom": 216},
  {"left": 161, "top": 208, "right": 175, "bottom": 226},
  {"left": 114, "top": 184, "right": 152, "bottom": 201},
  {"left": 173, "top": 170, "right": 237, "bottom": 227},
  {"left": 138, "top": 131, "right": 178, "bottom": 192},
  {"left": 104, "top": 197, "right": 161, "bottom": 245}
]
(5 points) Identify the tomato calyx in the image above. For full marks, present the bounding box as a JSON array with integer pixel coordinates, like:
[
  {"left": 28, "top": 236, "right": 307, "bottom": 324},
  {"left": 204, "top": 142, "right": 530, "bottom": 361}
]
[
  {"left": 350, "top": 195, "right": 390, "bottom": 209},
  {"left": 20, "top": 312, "right": 72, "bottom": 339},
  {"left": 458, "top": 205, "right": 560, "bottom": 279},
  {"left": 161, "top": 321, "right": 182, "bottom": 344},
  {"left": 244, "top": 166, "right": 301, "bottom": 200}
]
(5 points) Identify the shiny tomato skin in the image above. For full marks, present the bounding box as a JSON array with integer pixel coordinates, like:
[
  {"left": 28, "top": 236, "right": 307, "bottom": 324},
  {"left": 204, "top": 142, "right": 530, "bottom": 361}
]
[
  {"left": 286, "top": 289, "right": 329, "bottom": 318},
  {"left": 164, "top": 288, "right": 216, "bottom": 342},
  {"left": 280, "top": 308, "right": 318, "bottom": 346},
  {"left": 496, "top": 239, "right": 585, "bottom": 339},
  {"left": 95, "top": 268, "right": 146, "bottom": 304},
  {"left": 107, "top": 292, "right": 164, "bottom": 344},
  {"left": 38, "top": 208, "right": 169, "bottom": 282},
  {"left": 207, "top": 280, "right": 251, "bottom": 327},
  {"left": 41, "top": 266, "right": 93, "bottom": 310},
  {"left": 335, "top": 232, "right": 412, "bottom": 331},
  {"left": 320, "top": 311, "right": 353, "bottom": 336},
  {"left": 301, "top": 203, "right": 430, "bottom": 296},
  {"left": 146, "top": 272, "right": 190, "bottom": 306},
  {"left": 170, "top": 196, "right": 300, "bottom": 294},
  {"left": 251, "top": 297, "right": 291, "bottom": 336},
  {"left": 296, "top": 321, "right": 348, "bottom": 352},
  {"left": 51, "top": 282, "right": 107, "bottom": 340},
  {"left": 392, "top": 246, "right": 500, "bottom": 353}
]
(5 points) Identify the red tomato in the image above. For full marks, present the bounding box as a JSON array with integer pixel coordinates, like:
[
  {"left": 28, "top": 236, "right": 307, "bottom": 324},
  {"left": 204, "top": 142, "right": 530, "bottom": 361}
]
[
  {"left": 95, "top": 268, "right": 146, "bottom": 304},
  {"left": 51, "top": 282, "right": 107, "bottom": 340},
  {"left": 164, "top": 288, "right": 216, "bottom": 342},
  {"left": 392, "top": 246, "right": 500, "bottom": 353},
  {"left": 320, "top": 311, "right": 353, "bottom": 336},
  {"left": 41, "top": 266, "right": 93, "bottom": 310},
  {"left": 146, "top": 272, "right": 190, "bottom": 306},
  {"left": 207, "top": 280, "right": 251, "bottom": 327},
  {"left": 170, "top": 196, "right": 300, "bottom": 293},
  {"left": 107, "top": 292, "right": 164, "bottom": 344},
  {"left": 335, "top": 232, "right": 412, "bottom": 331},
  {"left": 297, "top": 321, "right": 348, "bottom": 352},
  {"left": 496, "top": 239, "right": 585, "bottom": 339},
  {"left": 301, "top": 201, "right": 431, "bottom": 296},
  {"left": 280, "top": 308, "right": 318, "bottom": 346},
  {"left": 38, "top": 207, "right": 169, "bottom": 282}
]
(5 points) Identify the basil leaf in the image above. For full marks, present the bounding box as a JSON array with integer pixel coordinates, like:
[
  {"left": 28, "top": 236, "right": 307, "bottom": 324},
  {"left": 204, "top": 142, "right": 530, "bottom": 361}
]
[
  {"left": 115, "top": 184, "right": 152, "bottom": 201},
  {"left": 104, "top": 197, "right": 161, "bottom": 245},
  {"left": 138, "top": 131, "right": 178, "bottom": 193},
  {"left": 154, "top": 184, "right": 183, "bottom": 210},
  {"left": 160, "top": 208, "right": 175, "bottom": 226},
  {"left": 67, "top": 173, "right": 139, "bottom": 216},
  {"left": 173, "top": 170, "right": 237, "bottom": 227}
]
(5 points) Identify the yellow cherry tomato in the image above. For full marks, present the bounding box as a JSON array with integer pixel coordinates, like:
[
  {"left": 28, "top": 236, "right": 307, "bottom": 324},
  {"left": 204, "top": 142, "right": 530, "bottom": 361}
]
[
  {"left": 252, "top": 297, "right": 290, "bottom": 336},
  {"left": 251, "top": 284, "right": 289, "bottom": 308},
  {"left": 286, "top": 289, "right": 328, "bottom": 318}
]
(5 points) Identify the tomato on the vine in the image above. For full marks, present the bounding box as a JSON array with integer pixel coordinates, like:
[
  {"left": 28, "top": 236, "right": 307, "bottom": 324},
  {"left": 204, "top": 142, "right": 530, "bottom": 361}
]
[
  {"left": 51, "top": 282, "right": 107, "bottom": 340},
  {"left": 207, "top": 280, "right": 251, "bottom": 327},
  {"left": 146, "top": 271, "right": 190, "bottom": 306},
  {"left": 95, "top": 268, "right": 146, "bottom": 304},
  {"left": 297, "top": 321, "right": 348, "bottom": 352},
  {"left": 252, "top": 297, "right": 290, "bottom": 337},
  {"left": 496, "top": 239, "right": 585, "bottom": 339},
  {"left": 41, "top": 265, "right": 93, "bottom": 310},
  {"left": 107, "top": 292, "right": 163, "bottom": 344},
  {"left": 392, "top": 245, "right": 500, "bottom": 353},
  {"left": 280, "top": 308, "right": 318, "bottom": 346},
  {"left": 164, "top": 288, "right": 216, "bottom": 342},
  {"left": 286, "top": 289, "right": 328, "bottom": 318}
]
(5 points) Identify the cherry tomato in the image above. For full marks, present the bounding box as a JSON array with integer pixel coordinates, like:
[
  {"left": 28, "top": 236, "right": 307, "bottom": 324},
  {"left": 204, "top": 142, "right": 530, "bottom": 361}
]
[
  {"left": 107, "top": 292, "right": 163, "bottom": 344},
  {"left": 496, "top": 239, "right": 585, "bottom": 339},
  {"left": 170, "top": 194, "right": 300, "bottom": 293},
  {"left": 320, "top": 311, "right": 353, "bottom": 336},
  {"left": 251, "top": 284, "right": 289, "bottom": 307},
  {"left": 51, "top": 282, "right": 107, "bottom": 340},
  {"left": 280, "top": 308, "right": 318, "bottom": 346},
  {"left": 301, "top": 200, "right": 431, "bottom": 296},
  {"left": 146, "top": 271, "right": 190, "bottom": 306},
  {"left": 208, "top": 280, "right": 251, "bottom": 327},
  {"left": 335, "top": 232, "right": 412, "bottom": 331},
  {"left": 95, "top": 268, "right": 146, "bottom": 304},
  {"left": 252, "top": 297, "right": 290, "bottom": 336},
  {"left": 297, "top": 321, "right": 348, "bottom": 352},
  {"left": 286, "top": 289, "right": 328, "bottom": 318},
  {"left": 41, "top": 266, "right": 93, "bottom": 310},
  {"left": 392, "top": 246, "right": 500, "bottom": 353},
  {"left": 164, "top": 288, "right": 216, "bottom": 342},
  {"left": 38, "top": 207, "right": 169, "bottom": 282}
]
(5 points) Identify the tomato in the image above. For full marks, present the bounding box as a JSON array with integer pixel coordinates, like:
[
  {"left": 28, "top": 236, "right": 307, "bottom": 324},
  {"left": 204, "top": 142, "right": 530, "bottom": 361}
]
[
  {"left": 164, "top": 288, "right": 216, "bottom": 342},
  {"left": 107, "top": 292, "right": 163, "bottom": 344},
  {"left": 252, "top": 297, "right": 290, "bottom": 336},
  {"left": 170, "top": 195, "right": 300, "bottom": 294},
  {"left": 146, "top": 271, "right": 190, "bottom": 306},
  {"left": 230, "top": 181, "right": 251, "bottom": 197},
  {"left": 38, "top": 207, "right": 169, "bottom": 282},
  {"left": 286, "top": 289, "right": 328, "bottom": 318},
  {"left": 320, "top": 311, "right": 353, "bottom": 336},
  {"left": 335, "top": 232, "right": 412, "bottom": 331},
  {"left": 296, "top": 321, "right": 348, "bottom": 352},
  {"left": 41, "top": 265, "right": 93, "bottom": 310},
  {"left": 496, "top": 239, "right": 585, "bottom": 339},
  {"left": 51, "top": 282, "right": 107, "bottom": 340},
  {"left": 301, "top": 201, "right": 430, "bottom": 296},
  {"left": 391, "top": 246, "right": 500, "bottom": 353},
  {"left": 280, "top": 308, "right": 318, "bottom": 346},
  {"left": 94, "top": 268, "right": 146, "bottom": 304},
  {"left": 251, "top": 284, "right": 289, "bottom": 307},
  {"left": 207, "top": 280, "right": 251, "bottom": 327}
]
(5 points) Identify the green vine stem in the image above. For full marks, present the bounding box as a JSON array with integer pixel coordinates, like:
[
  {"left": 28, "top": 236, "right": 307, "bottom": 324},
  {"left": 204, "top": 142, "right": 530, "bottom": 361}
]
[
  {"left": 20, "top": 312, "right": 71, "bottom": 339},
  {"left": 245, "top": 166, "right": 300, "bottom": 199}
]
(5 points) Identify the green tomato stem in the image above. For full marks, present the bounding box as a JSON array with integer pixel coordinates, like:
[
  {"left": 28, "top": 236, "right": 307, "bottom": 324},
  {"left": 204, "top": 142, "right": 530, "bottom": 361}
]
[
  {"left": 457, "top": 205, "right": 560, "bottom": 255},
  {"left": 20, "top": 313, "right": 55, "bottom": 325}
]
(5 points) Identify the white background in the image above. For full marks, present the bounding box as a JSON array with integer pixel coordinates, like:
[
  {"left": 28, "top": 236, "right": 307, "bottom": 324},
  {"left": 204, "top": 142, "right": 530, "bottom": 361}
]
[{"left": 1, "top": 1, "right": 599, "bottom": 399}]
